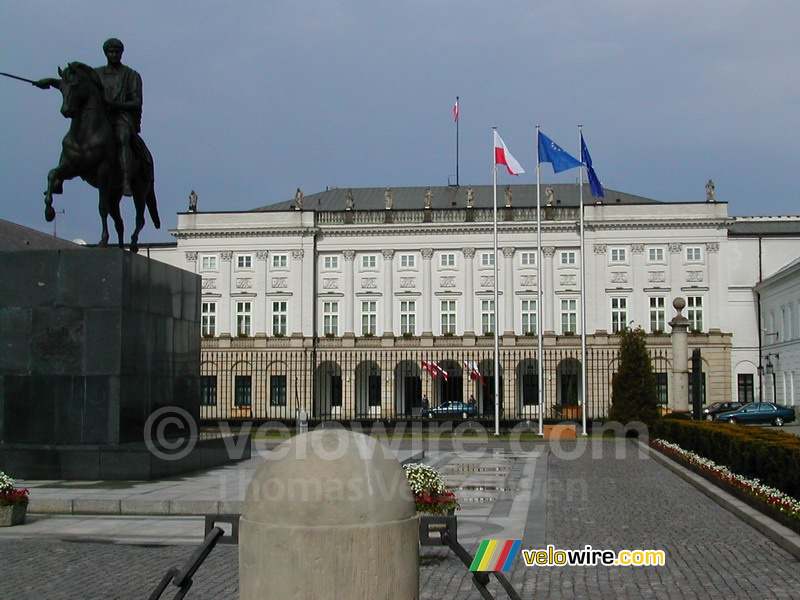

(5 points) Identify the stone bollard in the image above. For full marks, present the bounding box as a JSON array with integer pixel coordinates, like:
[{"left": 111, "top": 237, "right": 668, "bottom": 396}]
[{"left": 240, "top": 429, "right": 419, "bottom": 599}]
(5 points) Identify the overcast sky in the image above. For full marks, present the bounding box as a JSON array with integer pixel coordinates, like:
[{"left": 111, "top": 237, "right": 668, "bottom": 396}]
[{"left": 2, "top": 1, "right": 799, "bottom": 245}]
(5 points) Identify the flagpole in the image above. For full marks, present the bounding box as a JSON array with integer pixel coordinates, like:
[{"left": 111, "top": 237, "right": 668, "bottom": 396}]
[
  {"left": 535, "top": 125, "right": 544, "bottom": 437},
  {"left": 455, "top": 96, "right": 460, "bottom": 187},
  {"left": 578, "top": 126, "right": 588, "bottom": 437},
  {"left": 492, "top": 127, "right": 500, "bottom": 437}
]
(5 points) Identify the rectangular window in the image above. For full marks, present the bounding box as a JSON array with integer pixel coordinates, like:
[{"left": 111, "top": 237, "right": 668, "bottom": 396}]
[
  {"left": 272, "top": 300, "right": 287, "bottom": 336},
  {"left": 611, "top": 297, "right": 628, "bottom": 333},
  {"left": 440, "top": 253, "right": 456, "bottom": 268},
  {"left": 655, "top": 373, "right": 668, "bottom": 405},
  {"left": 686, "top": 246, "right": 702, "bottom": 262},
  {"left": 687, "top": 296, "right": 704, "bottom": 331},
  {"left": 481, "top": 299, "right": 495, "bottom": 335},
  {"left": 560, "top": 251, "right": 576, "bottom": 266},
  {"left": 361, "top": 301, "right": 377, "bottom": 336},
  {"left": 481, "top": 252, "right": 495, "bottom": 267},
  {"left": 440, "top": 300, "right": 456, "bottom": 335},
  {"left": 234, "top": 375, "right": 252, "bottom": 407},
  {"left": 560, "top": 299, "right": 577, "bottom": 334},
  {"left": 521, "top": 299, "right": 537, "bottom": 335},
  {"left": 236, "top": 301, "right": 252, "bottom": 337},
  {"left": 520, "top": 251, "right": 536, "bottom": 266},
  {"left": 270, "top": 375, "right": 287, "bottom": 406},
  {"left": 610, "top": 247, "right": 627, "bottom": 263},
  {"left": 737, "top": 374, "right": 755, "bottom": 403},
  {"left": 200, "top": 375, "right": 217, "bottom": 406},
  {"left": 400, "top": 300, "right": 416, "bottom": 335},
  {"left": 361, "top": 255, "right": 377, "bottom": 269},
  {"left": 323, "top": 301, "right": 339, "bottom": 336},
  {"left": 323, "top": 255, "right": 339, "bottom": 270},
  {"left": 399, "top": 254, "right": 416, "bottom": 268},
  {"left": 201, "top": 301, "right": 217, "bottom": 337},
  {"left": 649, "top": 297, "right": 666, "bottom": 333},
  {"left": 272, "top": 253, "right": 288, "bottom": 268},
  {"left": 236, "top": 254, "right": 252, "bottom": 269},
  {"left": 648, "top": 247, "right": 665, "bottom": 263},
  {"left": 200, "top": 255, "right": 217, "bottom": 270}
]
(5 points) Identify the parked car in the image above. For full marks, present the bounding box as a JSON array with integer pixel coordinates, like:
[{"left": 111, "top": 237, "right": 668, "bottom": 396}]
[
  {"left": 701, "top": 401, "right": 742, "bottom": 421},
  {"left": 423, "top": 401, "right": 477, "bottom": 419},
  {"left": 714, "top": 402, "right": 796, "bottom": 426}
]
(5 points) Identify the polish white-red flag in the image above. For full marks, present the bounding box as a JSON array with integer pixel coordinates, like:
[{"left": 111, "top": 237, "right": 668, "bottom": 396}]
[
  {"left": 422, "top": 360, "right": 449, "bottom": 382},
  {"left": 493, "top": 130, "right": 525, "bottom": 176},
  {"left": 453, "top": 99, "right": 459, "bottom": 122},
  {"left": 464, "top": 360, "right": 485, "bottom": 384}
]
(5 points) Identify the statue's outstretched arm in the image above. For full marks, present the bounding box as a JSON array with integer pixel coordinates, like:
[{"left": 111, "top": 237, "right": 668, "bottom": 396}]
[{"left": 34, "top": 77, "right": 61, "bottom": 90}]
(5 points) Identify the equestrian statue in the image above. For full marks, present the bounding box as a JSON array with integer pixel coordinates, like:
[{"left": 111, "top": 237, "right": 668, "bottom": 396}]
[{"left": 30, "top": 38, "right": 160, "bottom": 252}]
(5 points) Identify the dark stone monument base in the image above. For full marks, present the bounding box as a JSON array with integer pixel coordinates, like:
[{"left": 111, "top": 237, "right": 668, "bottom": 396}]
[
  {"left": 0, "top": 248, "right": 230, "bottom": 480},
  {"left": 0, "top": 435, "right": 251, "bottom": 480}
]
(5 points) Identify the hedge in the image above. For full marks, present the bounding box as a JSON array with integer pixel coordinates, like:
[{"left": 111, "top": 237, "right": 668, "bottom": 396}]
[{"left": 652, "top": 419, "right": 800, "bottom": 499}]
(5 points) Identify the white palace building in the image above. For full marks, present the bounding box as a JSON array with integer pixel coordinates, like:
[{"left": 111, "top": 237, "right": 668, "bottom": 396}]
[{"left": 145, "top": 184, "right": 800, "bottom": 422}]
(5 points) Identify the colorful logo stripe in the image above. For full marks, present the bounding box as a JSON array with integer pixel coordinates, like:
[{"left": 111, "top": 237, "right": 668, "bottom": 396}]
[{"left": 470, "top": 539, "right": 522, "bottom": 572}]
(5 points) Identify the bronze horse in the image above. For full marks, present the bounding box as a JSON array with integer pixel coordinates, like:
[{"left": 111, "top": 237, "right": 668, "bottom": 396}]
[{"left": 44, "top": 62, "right": 159, "bottom": 252}]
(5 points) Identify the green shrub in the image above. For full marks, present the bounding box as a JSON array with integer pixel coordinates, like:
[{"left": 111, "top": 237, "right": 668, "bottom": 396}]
[{"left": 652, "top": 419, "right": 800, "bottom": 499}]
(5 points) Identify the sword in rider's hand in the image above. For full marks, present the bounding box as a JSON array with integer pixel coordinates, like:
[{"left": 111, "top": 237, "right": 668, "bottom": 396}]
[{"left": 0, "top": 72, "right": 40, "bottom": 85}]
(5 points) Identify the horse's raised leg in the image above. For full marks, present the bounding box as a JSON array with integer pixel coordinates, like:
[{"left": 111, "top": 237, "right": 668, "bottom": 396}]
[{"left": 44, "top": 158, "right": 71, "bottom": 222}]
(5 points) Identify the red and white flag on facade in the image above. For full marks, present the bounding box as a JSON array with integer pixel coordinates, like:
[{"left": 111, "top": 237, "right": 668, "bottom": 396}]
[
  {"left": 493, "top": 130, "right": 525, "bottom": 176},
  {"left": 422, "top": 360, "right": 449, "bottom": 382},
  {"left": 453, "top": 99, "right": 459, "bottom": 122},
  {"left": 464, "top": 360, "right": 485, "bottom": 384}
]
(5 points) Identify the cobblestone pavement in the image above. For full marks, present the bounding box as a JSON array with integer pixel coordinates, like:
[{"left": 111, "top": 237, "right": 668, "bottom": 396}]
[{"left": 2, "top": 440, "right": 800, "bottom": 599}]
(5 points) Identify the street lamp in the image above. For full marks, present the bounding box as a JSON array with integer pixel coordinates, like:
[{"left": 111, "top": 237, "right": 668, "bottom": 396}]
[{"left": 763, "top": 354, "right": 779, "bottom": 402}]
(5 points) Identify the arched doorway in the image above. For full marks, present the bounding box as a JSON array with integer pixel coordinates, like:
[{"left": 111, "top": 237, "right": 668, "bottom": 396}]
[
  {"left": 395, "top": 360, "right": 421, "bottom": 417},
  {"left": 315, "top": 361, "right": 342, "bottom": 418}
]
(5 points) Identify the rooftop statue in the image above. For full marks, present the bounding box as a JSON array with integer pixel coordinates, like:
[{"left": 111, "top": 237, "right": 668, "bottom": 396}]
[{"left": 33, "top": 38, "right": 159, "bottom": 252}]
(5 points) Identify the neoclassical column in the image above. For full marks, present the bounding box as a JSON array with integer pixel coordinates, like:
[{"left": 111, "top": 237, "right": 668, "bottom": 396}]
[
  {"left": 256, "top": 250, "right": 269, "bottom": 333},
  {"left": 343, "top": 250, "right": 355, "bottom": 335},
  {"left": 220, "top": 250, "right": 233, "bottom": 335},
  {"left": 421, "top": 248, "right": 434, "bottom": 335},
  {"left": 592, "top": 244, "right": 606, "bottom": 331},
  {"left": 668, "top": 243, "right": 682, "bottom": 294},
  {"left": 542, "top": 246, "right": 556, "bottom": 332},
  {"left": 502, "top": 247, "right": 516, "bottom": 334},
  {"left": 630, "top": 244, "right": 644, "bottom": 324},
  {"left": 292, "top": 248, "right": 308, "bottom": 335},
  {"left": 706, "top": 242, "right": 720, "bottom": 328},
  {"left": 382, "top": 249, "right": 395, "bottom": 335},
  {"left": 462, "top": 247, "right": 476, "bottom": 334}
]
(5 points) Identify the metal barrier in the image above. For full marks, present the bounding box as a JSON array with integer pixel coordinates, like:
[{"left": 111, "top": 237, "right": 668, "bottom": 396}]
[
  {"left": 148, "top": 527, "right": 225, "bottom": 600},
  {"left": 419, "top": 515, "right": 521, "bottom": 600}
]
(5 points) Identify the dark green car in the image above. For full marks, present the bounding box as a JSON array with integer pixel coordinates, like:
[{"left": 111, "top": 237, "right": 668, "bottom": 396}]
[{"left": 714, "top": 402, "right": 796, "bottom": 426}]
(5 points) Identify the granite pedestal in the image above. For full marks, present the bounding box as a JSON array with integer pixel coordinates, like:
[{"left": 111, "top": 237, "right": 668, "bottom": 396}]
[{"left": 0, "top": 248, "right": 249, "bottom": 479}]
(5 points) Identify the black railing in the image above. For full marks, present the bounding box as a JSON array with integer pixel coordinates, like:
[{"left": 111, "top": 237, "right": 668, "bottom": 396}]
[{"left": 198, "top": 347, "right": 670, "bottom": 423}]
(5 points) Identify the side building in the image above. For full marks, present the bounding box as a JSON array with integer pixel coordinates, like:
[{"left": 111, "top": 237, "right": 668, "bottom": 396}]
[{"left": 146, "top": 185, "right": 800, "bottom": 421}]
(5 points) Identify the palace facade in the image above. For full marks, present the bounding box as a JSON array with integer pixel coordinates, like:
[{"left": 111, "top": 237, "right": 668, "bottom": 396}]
[{"left": 145, "top": 184, "right": 800, "bottom": 421}]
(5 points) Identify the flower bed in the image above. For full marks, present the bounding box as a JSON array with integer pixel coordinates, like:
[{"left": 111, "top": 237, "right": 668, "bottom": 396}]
[
  {"left": 651, "top": 439, "right": 800, "bottom": 534},
  {"left": 0, "top": 471, "right": 29, "bottom": 507},
  {"left": 403, "top": 463, "right": 459, "bottom": 515},
  {"left": 0, "top": 471, "right": 29, "bottom": 527}
]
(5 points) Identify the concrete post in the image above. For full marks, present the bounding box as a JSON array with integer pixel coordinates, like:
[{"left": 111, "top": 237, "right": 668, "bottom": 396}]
[
  {"left": 240, "top": 429, "right": 419, "bottom": 599},
  {"left": 669, "top": 297, "right": 690, "bottom": 413}
]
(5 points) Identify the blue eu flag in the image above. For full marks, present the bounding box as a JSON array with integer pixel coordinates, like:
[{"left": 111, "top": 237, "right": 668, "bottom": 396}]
[
  {"left": 580, "top": 133, "right": 605, "bottom": 198},
  {"left": 537, "top": 131, "right": 582, "bottom": 173}
]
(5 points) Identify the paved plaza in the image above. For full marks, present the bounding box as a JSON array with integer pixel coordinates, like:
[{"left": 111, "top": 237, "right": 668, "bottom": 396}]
[{"left": 1, "top": 439, "right": 800, "bottom": 598}]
